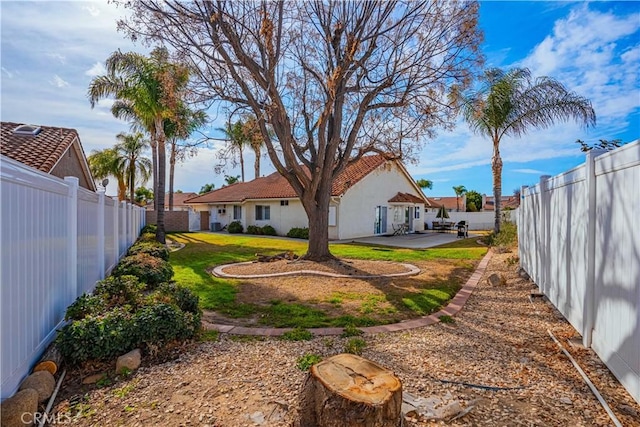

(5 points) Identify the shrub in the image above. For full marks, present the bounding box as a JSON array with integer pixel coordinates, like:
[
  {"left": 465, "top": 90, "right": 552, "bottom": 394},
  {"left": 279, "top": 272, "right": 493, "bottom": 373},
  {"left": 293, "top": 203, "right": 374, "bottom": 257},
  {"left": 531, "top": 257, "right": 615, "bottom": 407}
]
[
  {"left": 261, "top": 225, "right": 277, "bottom": 236},
  {"left": 228, "top": 221, "right": 243, "bottom": 234},
  {"left": 287, "top": 227, "right": 309, "bottom": 239},
  {"left": 484, "top": 221, "right": 518, "bottom": 248},
  {"left": 344, "top": 337, "right": 366, "bottom": 355},
  {"left": 296, "top": 354, "right": 322, "bottom": 371},
  {"left": 246, "top": 225, "right": 262, "bottom": 235},
  {"left": 57, "top": 308, "right": 136, "bottom": 365},
  {"left": 340, "top": 324, "right": 364, "bottom": 338},
  {"left": 281, "top": 327, "right": 314, "bottom": 341},
  {"left": 438, "top": 315, "right": 455, "bottom": 324},
  {"left": 112, "top": 253, "right": 173, "bottom": 289},
  {"left": 138, "top": 232, "right": 157, "bottom": 243},
  {"left": 94, "top": 275, "right": 146, "bottom": 310},
  {"left": 128, "top": 242, "right": 170, "bottom": 261},
  {"left": 134, "top": 303, "right": 198, "bottom": 344},
  {"left": 153, "top": 282, "right": 200, "bottom": 315},
  {"left": 65, "top": 293, "right": 105, "bottom": 321},
  {"left": 140, "top": 224, "right": 157, "bottom": 234}
]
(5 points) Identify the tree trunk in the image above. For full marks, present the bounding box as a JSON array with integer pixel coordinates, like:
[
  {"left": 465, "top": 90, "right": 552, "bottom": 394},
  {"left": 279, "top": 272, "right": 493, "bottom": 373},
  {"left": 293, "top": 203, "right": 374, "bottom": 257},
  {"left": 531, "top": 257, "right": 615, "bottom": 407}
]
[
  {"left": 32, "top": 346, "right": 62, "bottom": 376},
  {"left": 297, "top": 354, "right": 402, "bottom": 427},
  {"left": 151, "top": 140, "right": 158, "bottom": 204},
  {"left": 253, "top": 146, "right": 260, "bottom": 179},
  {"left": 492, "top": 137, "right": 503, "bottom": 234},
  {"left": 239, "top": 148, "right": 245, "bottom": 182},
  {"left": 155, "top": 119, "right": 167, "bottom": 244},
  {"left": 169, "top": 139, "right": 176, "bottom": 211},
  {"left": 302, "top": 189, "right": 333, "bottom": 261},
  {"left": 117, "top": 177, "right": 126, "bottom": 202},
  {"left": 129, "top": 158, "right": 135, "bottom": 205}
]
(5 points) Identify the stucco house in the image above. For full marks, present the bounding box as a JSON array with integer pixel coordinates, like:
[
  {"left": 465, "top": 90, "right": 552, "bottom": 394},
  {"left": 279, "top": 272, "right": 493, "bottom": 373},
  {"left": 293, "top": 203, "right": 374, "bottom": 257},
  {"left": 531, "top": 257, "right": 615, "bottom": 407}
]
[
  {"left": 1, "top": 122, "right": 96, "bottom": 191},
  {"left": 185, "top": 154, "right": 432, "bottom": 240}
]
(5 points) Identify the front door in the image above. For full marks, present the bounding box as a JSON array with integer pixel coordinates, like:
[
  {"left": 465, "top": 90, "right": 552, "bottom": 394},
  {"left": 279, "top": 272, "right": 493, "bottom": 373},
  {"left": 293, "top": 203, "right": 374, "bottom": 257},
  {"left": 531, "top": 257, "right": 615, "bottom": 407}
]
[
  {"left": 404, "top": 207, "right": 413, "bottom": 232},
  {"left": 374, "top": 206, "right": 387, "bottom": 234},
  {"left": 200, "top": 211, "right": 210, "bottom": 231}
]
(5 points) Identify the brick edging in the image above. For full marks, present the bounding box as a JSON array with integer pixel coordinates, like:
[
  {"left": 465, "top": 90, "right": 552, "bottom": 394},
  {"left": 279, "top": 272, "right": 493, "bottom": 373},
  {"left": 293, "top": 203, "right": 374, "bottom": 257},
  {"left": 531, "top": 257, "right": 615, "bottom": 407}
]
[{"left": 203, "top": 250, "right": 493, "bottom": 336}]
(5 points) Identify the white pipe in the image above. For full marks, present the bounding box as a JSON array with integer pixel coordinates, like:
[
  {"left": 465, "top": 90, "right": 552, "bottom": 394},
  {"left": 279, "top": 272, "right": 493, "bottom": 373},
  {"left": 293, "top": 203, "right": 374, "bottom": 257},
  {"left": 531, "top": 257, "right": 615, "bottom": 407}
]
[
  {"left": 547, "top": 330, "right": 622, "bottom": 427},
  {"left": 38, "top": 369, "right": 66, "bottom": 427}
]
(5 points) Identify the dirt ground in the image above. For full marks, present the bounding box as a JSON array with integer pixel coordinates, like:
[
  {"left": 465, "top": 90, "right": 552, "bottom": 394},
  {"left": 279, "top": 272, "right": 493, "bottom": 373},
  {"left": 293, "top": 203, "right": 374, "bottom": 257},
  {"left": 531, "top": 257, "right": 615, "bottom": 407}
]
[{"left": 52, "top": 250, "right": 640, "bottom": 426}]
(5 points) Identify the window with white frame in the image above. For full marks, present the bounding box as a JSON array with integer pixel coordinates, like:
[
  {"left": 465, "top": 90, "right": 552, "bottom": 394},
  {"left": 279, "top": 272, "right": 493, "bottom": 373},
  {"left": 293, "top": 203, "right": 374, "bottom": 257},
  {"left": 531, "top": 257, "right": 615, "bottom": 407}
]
[
  {"left": 233, "top": 205, "right": 242, "bottom": 220},
  {"left": 255, "top": 205, "right": 270, "bottom": 220}
]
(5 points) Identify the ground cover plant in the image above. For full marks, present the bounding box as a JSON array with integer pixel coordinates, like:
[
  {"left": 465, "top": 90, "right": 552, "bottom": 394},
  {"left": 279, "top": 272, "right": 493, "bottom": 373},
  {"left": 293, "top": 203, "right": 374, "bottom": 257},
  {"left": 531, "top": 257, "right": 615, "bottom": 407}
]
[{"left": 169, "top": 233, "right": 487, "bottom": 328}]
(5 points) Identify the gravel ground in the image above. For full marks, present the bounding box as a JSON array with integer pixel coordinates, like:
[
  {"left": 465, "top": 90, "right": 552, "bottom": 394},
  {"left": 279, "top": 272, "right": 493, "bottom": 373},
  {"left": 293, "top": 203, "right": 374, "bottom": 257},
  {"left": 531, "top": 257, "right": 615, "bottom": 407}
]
[{"left": 55, "top": 251, "right": 640, "bottom": 426}]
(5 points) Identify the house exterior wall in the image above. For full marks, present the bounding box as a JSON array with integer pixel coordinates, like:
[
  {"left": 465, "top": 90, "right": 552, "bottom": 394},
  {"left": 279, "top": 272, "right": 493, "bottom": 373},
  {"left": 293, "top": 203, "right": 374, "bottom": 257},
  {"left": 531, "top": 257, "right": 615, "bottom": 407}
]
[
  {"left": 50, "top": 141, "right": 93, "bottom": 190},
  {"left": 145, "top": 211, "right": 190, "bottom": 232},
  {"left": 337, "top": 162, "right": 424, "bottom": 239}
]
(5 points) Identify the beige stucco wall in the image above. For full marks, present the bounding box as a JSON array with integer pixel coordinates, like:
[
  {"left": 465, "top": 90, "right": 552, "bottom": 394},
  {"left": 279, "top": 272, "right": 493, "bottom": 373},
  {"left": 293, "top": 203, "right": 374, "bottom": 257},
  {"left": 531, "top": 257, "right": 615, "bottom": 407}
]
[{"left": 336, "top": 162, "right": 424, "bottom": 239}]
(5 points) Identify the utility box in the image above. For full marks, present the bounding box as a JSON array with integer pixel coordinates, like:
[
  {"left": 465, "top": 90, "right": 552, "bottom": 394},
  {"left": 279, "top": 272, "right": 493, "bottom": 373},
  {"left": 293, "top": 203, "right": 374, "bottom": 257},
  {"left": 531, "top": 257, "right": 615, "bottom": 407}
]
[{"left": 210, "top": 222, "right": 222, "bottom": 232}]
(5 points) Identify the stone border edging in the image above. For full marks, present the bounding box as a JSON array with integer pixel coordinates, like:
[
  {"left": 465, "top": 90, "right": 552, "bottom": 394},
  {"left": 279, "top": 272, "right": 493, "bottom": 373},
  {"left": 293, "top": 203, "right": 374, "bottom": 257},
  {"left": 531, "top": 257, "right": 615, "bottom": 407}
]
[
  {"left": 212, "top": 261, "right": 420, "bottom": 279},
  {"left": 203, "top": 250, "right": 493, "bottom": 336}
]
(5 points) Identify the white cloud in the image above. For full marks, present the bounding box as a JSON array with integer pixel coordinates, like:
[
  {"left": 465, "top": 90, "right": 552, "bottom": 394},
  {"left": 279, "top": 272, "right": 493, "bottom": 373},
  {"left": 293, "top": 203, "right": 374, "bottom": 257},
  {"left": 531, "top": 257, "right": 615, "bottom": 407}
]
[
  {"left": 46, "top": 53, "right": 66, "bottom": 64},
  {"left": 512, "top": 168, "right": 547, "bottom": 175},
  {"left": 82, "top": 5, "right": 101, "bottom": 17},
  {"left": 50, "top": 75, "right": 69, "bottom": 88},
  {"left": 85, "top": 61, "right": 106, "bottom": 77},
  {"left": 1, "top": 67, "right": 13, "bottom": 78}
]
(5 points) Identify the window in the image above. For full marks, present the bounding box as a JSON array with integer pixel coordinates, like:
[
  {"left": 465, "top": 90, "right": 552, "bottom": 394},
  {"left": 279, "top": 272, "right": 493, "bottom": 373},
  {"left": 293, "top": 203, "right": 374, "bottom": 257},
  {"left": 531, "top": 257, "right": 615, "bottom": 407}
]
[
  {"left": 328, "top": 206, "right": 337, "bottom": 226},
  {"left": 255, "top": 205, "right": 270, "bottom": 220},
  {"left": 233, "top": 205, "right": 242, "bottom": 220},
  {"left": 280, "top": 200, "right": 289, "bottom": 206},
  {"left": 414, "top": 206, "right": 420, "bottom": 219}
]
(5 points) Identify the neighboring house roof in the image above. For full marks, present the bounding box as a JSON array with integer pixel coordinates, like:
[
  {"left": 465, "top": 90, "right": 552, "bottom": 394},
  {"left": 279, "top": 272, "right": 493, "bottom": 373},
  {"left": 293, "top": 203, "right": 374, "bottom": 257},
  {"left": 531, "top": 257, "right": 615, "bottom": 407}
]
[
  {"left": 484, "top": 195, "right": 520, "bottom": 210},
  {"left": 426, "top": 196, "right": 460, "bottom": 210},
  {"left": 1, "top": 121, "right": 96, "bottom": 191},
  {"left": 186, "top": 154, "right": 413, "bottom": 204},
  {"left": 147, "top": 192, "right": 198, "bottom": 210},
  {"left": 388, "top": 192, "right": 425, "bottom": 204}
]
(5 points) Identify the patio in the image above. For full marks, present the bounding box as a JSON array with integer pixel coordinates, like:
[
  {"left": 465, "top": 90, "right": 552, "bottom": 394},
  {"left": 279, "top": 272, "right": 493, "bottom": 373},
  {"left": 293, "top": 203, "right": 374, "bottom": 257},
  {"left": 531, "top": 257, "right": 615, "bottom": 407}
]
[{"left": 339, "top": 230, "right": 479, "bottom": 249}]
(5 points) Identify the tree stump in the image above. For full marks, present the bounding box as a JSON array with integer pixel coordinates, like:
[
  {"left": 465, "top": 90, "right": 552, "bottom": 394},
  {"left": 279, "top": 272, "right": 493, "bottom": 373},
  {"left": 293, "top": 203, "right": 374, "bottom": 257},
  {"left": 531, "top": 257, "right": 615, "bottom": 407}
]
[
  {"left": 298, "top": 353, "right": 402, "bottom": 427},
  {"left": 33, "top": 345, "right": 62, "bottom": 375}
]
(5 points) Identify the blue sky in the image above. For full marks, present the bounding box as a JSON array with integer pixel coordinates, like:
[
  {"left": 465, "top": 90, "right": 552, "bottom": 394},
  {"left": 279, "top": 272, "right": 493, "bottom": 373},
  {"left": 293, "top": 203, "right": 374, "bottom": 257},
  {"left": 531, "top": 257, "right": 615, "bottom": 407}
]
[{"left": 1, "top": 1, "right": 638, "bottom": 198}]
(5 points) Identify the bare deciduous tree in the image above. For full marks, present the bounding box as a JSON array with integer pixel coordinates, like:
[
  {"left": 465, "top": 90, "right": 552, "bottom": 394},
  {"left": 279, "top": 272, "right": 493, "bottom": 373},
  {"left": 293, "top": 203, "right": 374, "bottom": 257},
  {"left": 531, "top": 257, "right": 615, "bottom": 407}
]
[{"left": 119, "top": 0, "right": 483, "bottom": 260}]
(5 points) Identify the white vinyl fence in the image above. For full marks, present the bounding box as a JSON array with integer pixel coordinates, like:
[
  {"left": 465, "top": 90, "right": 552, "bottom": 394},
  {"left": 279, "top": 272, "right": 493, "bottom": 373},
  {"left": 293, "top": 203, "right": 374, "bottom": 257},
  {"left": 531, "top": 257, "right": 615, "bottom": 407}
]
[
  {"left": 1, "top": 156, "right": 145, "bottom": 399},
  {"left": 519, "top": 141, "right": 640, "bottom": 404}
]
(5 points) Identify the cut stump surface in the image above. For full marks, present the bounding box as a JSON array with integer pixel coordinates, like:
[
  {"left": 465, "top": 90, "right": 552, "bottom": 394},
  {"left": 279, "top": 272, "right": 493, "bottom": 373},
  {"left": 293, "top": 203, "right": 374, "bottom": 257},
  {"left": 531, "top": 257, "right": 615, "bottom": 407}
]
[{"left": 298, "top": 353, "right": 402, "bottom": 427}]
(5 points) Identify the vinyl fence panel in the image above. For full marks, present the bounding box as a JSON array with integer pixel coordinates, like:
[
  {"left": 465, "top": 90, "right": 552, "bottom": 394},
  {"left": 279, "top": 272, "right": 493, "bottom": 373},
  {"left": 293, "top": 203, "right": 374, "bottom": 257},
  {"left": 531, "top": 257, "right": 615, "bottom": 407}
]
[
  {"left": 519, "top": 141, "right": 640, "bottom": 404},
  {"left": 0, "top": 156, "right": 145, "bottom": 399}
]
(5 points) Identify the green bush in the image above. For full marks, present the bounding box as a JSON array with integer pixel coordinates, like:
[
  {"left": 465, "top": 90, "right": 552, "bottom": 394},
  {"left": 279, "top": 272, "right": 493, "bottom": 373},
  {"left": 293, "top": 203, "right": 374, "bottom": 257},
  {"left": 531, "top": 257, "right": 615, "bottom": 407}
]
[
  {"left": 228, "top": 221, "right": 243, "bottom": 234},
  {"left": 140, "top": 224, "right": 157, "bottom": 235},
  {"left": 112, "top": 253, "right": 173, "bottom": 289},
  {"left": 246, "top": 225, "right": 262, "bottom": 235},
  {"left": 261, "top": 225, "right": 277, "bottom": 236},
  {"left": 138, "top": 232, "right": 157, "bottom": 243},
  {"left": 134, "top": 303, "right": 198, "bottom": 344},
  {"left": 296, "top": 354, "right": 322, "bottom": 371},
  {"left": 484, "top": 221, "right": 518, "bottom": 248},
  {"left": 286, "top": 227, "right": 309, "bottom": 239},
  {"left": 94, "top": 275, "right": 146, "bottom": 310},
  {"left": 153, "top": 282, "right": 200, "bottom": 315},
  {"left": 128, "top": 242, "right": 170, "bottom": 261},
  {"left": 64, "top": 293, "right": 105, "bottom": 321}
]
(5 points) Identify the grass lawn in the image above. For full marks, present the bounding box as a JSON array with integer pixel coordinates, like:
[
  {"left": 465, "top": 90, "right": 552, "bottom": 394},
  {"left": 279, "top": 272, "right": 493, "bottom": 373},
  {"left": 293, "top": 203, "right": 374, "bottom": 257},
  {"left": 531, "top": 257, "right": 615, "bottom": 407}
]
[{"left": 169, "top": 233, "right": 487, "bottom": 328}]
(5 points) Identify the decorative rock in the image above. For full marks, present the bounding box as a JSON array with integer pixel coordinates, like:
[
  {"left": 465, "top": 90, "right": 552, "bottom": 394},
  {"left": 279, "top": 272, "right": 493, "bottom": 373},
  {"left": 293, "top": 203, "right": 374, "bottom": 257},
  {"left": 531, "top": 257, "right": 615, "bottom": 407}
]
[
  {"left": 517, "top": 268, "right": 530, "bottom": 280},
  {"left": 487, "top": 273, "right": 503, "bottom": 287},
  {"left": 249, "top": 411, "right": 265, "bottom": 425},
  {"left": 0, "top": 388, "right": 39, "bottom": 427},
  {"left": 116, "top": 348, "right": 141, "bottom": 374},
  {"left": 558, "top": 397, "right": 573, "bottom": 405},
  {"left": 18, "top": 370, "right": 55, "bottom": 402},
  {"left": 82, "top": 373, "right": 106, "bottom": 385}
]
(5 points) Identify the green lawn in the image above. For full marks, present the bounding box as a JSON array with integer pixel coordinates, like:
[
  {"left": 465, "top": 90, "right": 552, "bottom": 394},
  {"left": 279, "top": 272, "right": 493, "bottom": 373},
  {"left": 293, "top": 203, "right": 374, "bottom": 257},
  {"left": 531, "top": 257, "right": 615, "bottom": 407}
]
[{"left": 169, "top": 233, "right": 487, "bottom": 328}]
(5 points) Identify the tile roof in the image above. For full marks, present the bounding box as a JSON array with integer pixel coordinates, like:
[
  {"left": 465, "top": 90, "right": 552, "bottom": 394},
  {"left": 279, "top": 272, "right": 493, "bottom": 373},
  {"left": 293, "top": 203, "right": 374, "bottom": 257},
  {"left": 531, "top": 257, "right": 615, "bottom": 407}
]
[
  {"left": 484, "top": 195, "right": 520, "bottom": 210},
  {"left": 186, "top": 154, "right": 389, "bottom": 204},
  {"left": 427, "top": 196, "right": 460, "bottom": 210},
  {"left": 1, "top": 121, "right": 79, "bottom": 173},
  {"left": 388, "top": 192, "right": 425, "bottom": 204}
]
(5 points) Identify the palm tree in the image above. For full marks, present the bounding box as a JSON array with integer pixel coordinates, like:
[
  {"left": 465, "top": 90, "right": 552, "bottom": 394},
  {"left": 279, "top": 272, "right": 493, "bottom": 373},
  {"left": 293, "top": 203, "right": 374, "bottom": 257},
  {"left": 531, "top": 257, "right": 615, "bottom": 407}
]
[
  {"left": 165, "top": 105, "right": 207, "bottom": 210},
  {"left": 459, "top": 67, "right": 595, "bottom": 233},
  {"left": 416, "top": 178, "right": 433, "bottom": 191},
  {"left": 115, "top": 132, "right": 152, "bottom": 204},
  {"left": 217, "top": 120, "right": 249, "bottom": 182},
  {"left": 88, "top": 47, "right": 189, "bottom": 243},
  {"left": 243, "top": 116, "right": 264, "bottom": 179},
  {"left": 87, "top": 148, "right": 126, "bottom": 201},
  {"left": 452, "top": 185, "right": 467, "bottom": 211}
]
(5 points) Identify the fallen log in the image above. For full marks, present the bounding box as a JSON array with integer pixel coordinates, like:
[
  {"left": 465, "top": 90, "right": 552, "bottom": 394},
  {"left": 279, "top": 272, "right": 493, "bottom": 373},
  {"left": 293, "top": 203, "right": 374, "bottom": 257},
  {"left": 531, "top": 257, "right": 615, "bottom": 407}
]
[
  {"left": 297, "top": 353, "right": 402, "bottom": 427},
  {"left": 32, "top": 345, "right": 62, "bottom": 376}
]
